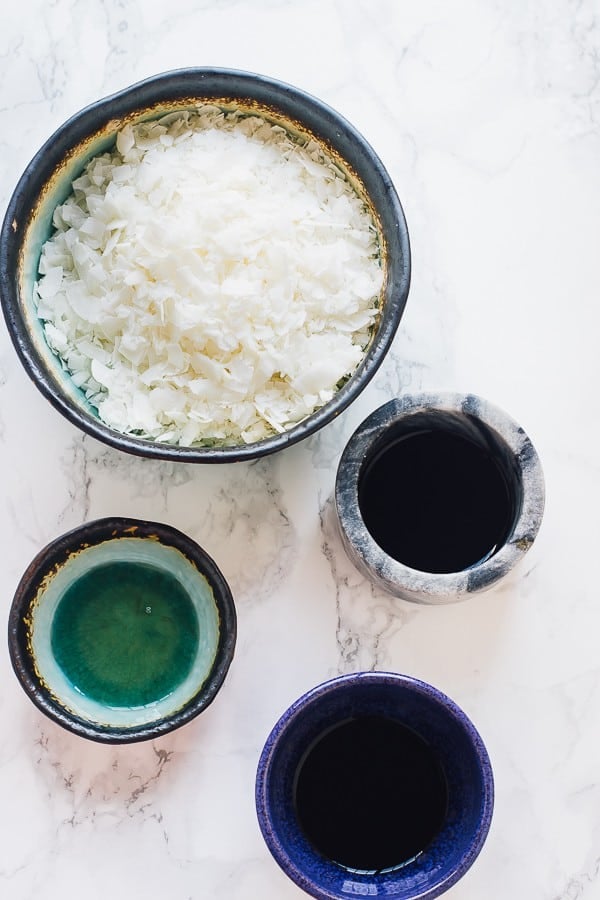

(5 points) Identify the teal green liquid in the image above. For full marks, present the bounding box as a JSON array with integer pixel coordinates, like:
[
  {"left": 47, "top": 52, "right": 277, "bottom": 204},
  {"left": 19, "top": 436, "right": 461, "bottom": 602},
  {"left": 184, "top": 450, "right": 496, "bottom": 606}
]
[{"left": 51, "top": 561, "right": 199, "bottom": 707}]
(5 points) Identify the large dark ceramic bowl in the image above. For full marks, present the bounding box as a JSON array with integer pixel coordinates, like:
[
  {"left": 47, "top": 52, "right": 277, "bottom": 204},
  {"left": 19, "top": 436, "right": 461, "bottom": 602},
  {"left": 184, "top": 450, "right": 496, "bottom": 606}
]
[
  {"left": 256, "top": 672, "right": 494, "bottom": 900},
  {"left": 8, "top": 517, "right": 236, "bottom": 743},
  {"left": 0, "top": 68, "right": 410, "bottom": 462}
]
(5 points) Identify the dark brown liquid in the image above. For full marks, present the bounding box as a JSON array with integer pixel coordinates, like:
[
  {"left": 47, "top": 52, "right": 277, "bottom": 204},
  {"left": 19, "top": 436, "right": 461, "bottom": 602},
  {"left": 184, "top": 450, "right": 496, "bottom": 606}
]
[
  {"left": 358, "top": 428, "right": 516, "bottom": 573},
  {"left": 294, "top": 716, "right": 448, "bottom": 873}
]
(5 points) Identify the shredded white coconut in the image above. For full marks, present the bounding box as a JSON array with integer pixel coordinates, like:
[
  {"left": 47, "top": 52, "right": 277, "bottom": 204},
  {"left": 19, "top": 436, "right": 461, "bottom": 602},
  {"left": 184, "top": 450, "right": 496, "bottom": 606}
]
[{"left": 35, "top": 107, "right": 384, "bottom": 446}]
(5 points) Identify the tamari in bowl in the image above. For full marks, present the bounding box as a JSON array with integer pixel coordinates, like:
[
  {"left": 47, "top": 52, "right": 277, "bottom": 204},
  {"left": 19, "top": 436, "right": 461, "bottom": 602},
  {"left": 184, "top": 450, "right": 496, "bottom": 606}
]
[
  {"left": 7, "top": 517, "right": 236, "bottom": 743},
  {"left": 0, "top": 67, "right": 411, "bottom": 462},
  {"left": 256, "top": 672, "right": 494, "bottom": 900}
]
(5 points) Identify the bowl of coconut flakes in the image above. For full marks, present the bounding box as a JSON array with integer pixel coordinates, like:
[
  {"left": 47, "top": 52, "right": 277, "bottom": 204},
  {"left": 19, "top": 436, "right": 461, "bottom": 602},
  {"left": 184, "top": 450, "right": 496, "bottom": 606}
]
[{"left": 0, "top": 69, "right": 410, "bottom": 461}]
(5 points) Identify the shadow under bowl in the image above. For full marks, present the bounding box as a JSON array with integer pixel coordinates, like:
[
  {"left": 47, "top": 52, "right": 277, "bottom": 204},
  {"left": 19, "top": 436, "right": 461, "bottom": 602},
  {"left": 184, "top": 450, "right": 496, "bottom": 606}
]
[
  {"left": 0, "top": 67, "right": 411, "bottom": 462},
  {"left": 8, "top": 517, "right": 236, "bottom": 743}
]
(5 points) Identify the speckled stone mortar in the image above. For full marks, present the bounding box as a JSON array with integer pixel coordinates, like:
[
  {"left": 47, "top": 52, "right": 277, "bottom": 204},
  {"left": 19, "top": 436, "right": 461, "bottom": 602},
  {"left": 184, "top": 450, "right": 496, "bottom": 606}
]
[{"left": 335, "top": 392, "right": 545, "bottom": 604}]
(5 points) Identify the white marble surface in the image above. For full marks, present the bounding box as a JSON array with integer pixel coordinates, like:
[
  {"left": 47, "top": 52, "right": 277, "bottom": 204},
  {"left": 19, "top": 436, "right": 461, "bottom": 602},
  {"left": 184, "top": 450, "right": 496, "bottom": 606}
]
[{"left": 0, "top": 1, "right": 599, "bottom": 897}]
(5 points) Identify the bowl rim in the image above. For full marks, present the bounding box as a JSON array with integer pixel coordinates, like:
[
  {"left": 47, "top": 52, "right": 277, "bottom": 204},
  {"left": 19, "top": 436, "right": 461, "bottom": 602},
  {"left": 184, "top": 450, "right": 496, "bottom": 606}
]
[
  {"left": 7, "top": 516, "right": 237, "bottom": 743},
  {"left": 0, "top": 66, "right": 411, "bottom": 463},
  {"left": 334, "top": 391, "right": 546, "bottom": 604},
  {"left": 255, "top": 671, "right": 495, "bottom": 900}
]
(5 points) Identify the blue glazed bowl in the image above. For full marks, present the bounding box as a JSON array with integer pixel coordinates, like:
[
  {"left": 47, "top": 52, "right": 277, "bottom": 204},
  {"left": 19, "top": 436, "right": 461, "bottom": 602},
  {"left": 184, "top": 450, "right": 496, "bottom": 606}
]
[
  {"left": 8, "top": 517, "right": 236, "bottom": 743},
  {"left": 255, "top": 672, "right": 494, "bottom": 900},
  {"left": 0, "top": 68, "right": 410, "bottom": 462}
]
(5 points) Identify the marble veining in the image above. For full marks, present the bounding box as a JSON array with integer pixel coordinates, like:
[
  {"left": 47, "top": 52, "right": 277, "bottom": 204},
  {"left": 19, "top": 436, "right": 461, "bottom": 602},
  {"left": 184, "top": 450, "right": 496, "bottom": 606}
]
[
  {"left": 1, "top": 0, "right": 599, "bottom": 898},
  {"left": 319, "top": 495, "right": 417, "bottom": 674}
]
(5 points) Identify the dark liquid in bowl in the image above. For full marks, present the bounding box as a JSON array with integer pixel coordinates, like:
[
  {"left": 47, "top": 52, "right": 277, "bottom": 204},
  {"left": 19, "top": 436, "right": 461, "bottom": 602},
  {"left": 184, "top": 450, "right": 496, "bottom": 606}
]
[
  {"left": 294, "top": 715, "right": 448, "bottom": 873},
  {"left": 358, "top": 428, "right": 516, "bottom": 573},
  {"left": 51, "top": 561, "right": 199, "bottom": 707}
]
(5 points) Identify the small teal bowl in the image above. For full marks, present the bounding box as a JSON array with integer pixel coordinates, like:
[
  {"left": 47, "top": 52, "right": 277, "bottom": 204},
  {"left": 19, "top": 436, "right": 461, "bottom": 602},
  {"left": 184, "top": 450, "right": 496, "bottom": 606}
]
[
  {"left": 8, "top": 517, "right": 236, "bottom": 743},
  {"left": 256, "top": 672, "right": 494, "bottom": 900}
]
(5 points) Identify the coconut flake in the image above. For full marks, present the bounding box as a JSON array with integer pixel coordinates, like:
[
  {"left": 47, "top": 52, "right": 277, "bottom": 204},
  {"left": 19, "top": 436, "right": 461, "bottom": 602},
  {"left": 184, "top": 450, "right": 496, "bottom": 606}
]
[{"left": 34, "top": 107, "right": 384, "bottom": 445}]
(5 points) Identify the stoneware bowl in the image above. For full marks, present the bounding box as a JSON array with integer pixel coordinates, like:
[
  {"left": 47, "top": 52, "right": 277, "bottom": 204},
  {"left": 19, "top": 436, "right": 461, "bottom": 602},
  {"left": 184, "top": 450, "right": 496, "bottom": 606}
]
[
  {"left": 335, "top": 392, "right": 545, "bottom": 603},
  {"left": 7, "top": 517, "right": 236, "bottom": 743},
  {"left": 255, "top": 672, "right": 494, "bottom": 900},
  {"left": 0, "top": 67, "right": 410, "bottom": 462}
]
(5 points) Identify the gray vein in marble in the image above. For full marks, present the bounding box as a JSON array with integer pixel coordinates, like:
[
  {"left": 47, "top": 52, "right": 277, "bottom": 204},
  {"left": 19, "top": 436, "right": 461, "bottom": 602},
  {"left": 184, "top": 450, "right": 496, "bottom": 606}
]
[
  {"left": 306, "top": 414, "right": 352, "bottom": 473},
  {"left": 0, "top": 95, "right": 48, "bottom": 123},
  {"left": 33, "top": 722, "right": 179, "bottom": 830},
  {"left": 6, "top": 486, "right": 51, "bottom": 552},
  {"left": 59, "top": 435, "right": 91, "bottom": 524},
  {"left": 369, "top": 350, "right": 428, "bottom": 400},
  {"left": 101, "top": 0, "right": 142, "bottom": 66},
  {"left": 333, "top": 1, "right": 422, "bottom": 172},
  {"left": 0, "top": 36, "right": 24, "bottom": 65},
  {"left": 80, "top": 437, "right": 194, "bottom": 510},
  {"left": 0, "top": 862, "right": 29, "bottom": 885},
  {"left": 569, "top": 0, "right": 600, "bottom": 101},
  {"left": 194, "top": 457, "right": 296, "bottom": 603},
  {"left": 446, "top": 136, "right": 529, "bottom": 181},
  {"left": 319, "top": 495, "right": 415, "bottom": 673},
  {"left": 125, "top": 745, "right": 174, "bottom": 809},
  {"left": 31, "top": 46, "right": 67, "bottom": 105},
  {"left": 513, "top": 0, "right": 600, "bottom": 136},
  {"left": 554, "top": 855, "right": 600, "bottom": 899},
  {"left": 54, "top": 436, "right": 296, "bottom": 604}
]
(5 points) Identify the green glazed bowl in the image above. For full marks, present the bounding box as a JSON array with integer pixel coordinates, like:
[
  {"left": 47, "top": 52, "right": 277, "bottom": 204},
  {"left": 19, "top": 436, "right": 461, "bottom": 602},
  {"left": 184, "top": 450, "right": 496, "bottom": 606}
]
[{"left": 8, "top": 517, "right": 236, "bottom": 743}]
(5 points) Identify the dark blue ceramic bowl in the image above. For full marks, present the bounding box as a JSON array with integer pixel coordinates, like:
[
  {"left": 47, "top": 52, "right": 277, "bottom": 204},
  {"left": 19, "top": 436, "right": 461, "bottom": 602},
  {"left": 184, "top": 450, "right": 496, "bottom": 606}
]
[
  {"left": 255, "top": 672, "right": 494, "bottom": 900},
  {"left": 0, "top": 68, "right": 410, "bottom": 462}
]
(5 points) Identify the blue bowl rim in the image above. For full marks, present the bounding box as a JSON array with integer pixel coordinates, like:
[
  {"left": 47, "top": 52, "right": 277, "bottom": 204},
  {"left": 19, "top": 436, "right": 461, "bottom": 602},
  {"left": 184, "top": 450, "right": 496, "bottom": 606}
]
[
  {"left": 0, "top": 66, "right": 411, "bottom": 463},
  {"left": 255, "top": 671, "right": 494, "bottom": 900},
  {"left": 7, "top": 516, "right": 237, "bottom": 744}
]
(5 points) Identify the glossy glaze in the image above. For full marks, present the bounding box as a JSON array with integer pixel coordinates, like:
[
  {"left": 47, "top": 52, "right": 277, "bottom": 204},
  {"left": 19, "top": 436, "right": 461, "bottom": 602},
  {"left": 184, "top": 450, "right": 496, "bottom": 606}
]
[
  {"left": 256, "top": 672, "right": 494, "bottom": 900},
  {"left": 8, "top": 518, "right": 236, "bottom": 742}
]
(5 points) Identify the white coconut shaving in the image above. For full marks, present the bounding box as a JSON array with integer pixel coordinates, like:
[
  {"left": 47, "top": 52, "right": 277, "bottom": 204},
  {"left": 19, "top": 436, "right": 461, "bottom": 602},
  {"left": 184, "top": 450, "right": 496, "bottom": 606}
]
[{"left": 35, "top": 107, "right": 384, "bottom": 446}]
